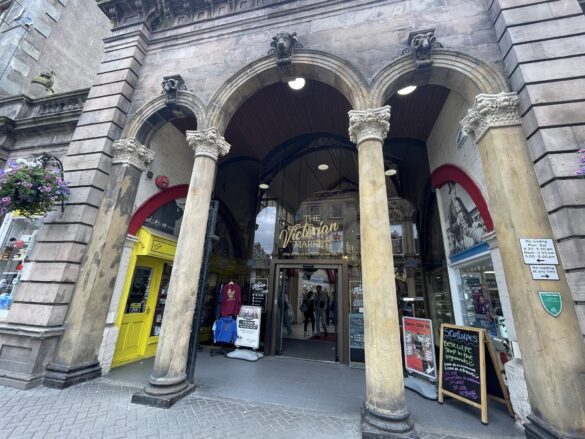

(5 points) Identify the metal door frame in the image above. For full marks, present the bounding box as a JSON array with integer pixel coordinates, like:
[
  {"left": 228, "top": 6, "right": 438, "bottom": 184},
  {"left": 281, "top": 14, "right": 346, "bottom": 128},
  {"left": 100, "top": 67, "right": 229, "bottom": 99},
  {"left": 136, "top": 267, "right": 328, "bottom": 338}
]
[{"left": 265, "top": 258, "right": 349, "bottom": 364}]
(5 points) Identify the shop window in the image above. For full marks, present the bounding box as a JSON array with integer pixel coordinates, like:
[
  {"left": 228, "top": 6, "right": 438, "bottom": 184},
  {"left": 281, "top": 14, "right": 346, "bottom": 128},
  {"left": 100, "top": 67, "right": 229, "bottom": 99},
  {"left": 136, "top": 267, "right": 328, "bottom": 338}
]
[
  {"left": 413, "top": 223, "right": 420, "bottom": 255},
  {"left": 124, "top": 267, "right": 152, "bottom": 314},
  {"left": 391, "top": 224, "right": 404, "bottom": 255},
  {"left": 0, "top": 214, "right": 42, "bottom": 317},
  {"left": 329, "top": 203, "right": 342, "bottom": 219},
  {"left": 306, "top": 204, "right": 320, "bottom": 218},
  {"left": 426, "top": 271, "right": 454, "bottom": 343},
  {"left": 458, "top": 259, "right": 506, "bottom": 338},
  {"left": 143, "top": 198, "right": 186, "bottom": 237}
]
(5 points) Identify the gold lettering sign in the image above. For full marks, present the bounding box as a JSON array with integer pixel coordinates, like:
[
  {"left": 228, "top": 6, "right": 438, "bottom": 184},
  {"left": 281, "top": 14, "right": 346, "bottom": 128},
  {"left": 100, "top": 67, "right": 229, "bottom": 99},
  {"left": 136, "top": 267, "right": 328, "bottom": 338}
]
[{"left": 279, "top": 215, "right": 341, "bottom": 256}]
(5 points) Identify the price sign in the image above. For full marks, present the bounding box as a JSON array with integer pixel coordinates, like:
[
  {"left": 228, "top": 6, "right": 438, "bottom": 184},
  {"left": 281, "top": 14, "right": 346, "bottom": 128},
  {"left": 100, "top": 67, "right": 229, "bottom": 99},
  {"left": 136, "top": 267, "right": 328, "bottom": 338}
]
[{"left": 520, "top": 239, "right": 558, "bottom": 265}]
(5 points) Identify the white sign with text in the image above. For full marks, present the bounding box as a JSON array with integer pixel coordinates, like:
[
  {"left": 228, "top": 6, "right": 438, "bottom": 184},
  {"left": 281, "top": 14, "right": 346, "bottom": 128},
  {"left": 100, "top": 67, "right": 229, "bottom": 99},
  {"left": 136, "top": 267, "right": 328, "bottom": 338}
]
[
  {"left": 529, "top": 265, "right": 559, "bottom": 281},
  {"left": 520, "top": 239, "right": 558, "bottom": 265}
]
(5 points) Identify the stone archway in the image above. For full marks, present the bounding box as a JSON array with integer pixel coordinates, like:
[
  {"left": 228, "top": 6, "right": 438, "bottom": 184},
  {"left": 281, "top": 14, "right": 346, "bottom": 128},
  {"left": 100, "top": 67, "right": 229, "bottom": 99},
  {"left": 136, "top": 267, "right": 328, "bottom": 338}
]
[
  {"left": 370, "top": 48, "right": 509, "bottom": 107},
  {"left": 206, "top": 49, "right": 370, "bottom": 132},
  {"left": 122, "top": 91, "right": 206, "bottom": 143}
]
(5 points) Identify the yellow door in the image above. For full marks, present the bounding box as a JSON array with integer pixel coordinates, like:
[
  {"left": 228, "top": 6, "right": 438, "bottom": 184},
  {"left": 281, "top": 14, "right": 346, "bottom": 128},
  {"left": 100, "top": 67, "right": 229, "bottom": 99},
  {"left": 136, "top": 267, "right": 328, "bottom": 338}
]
[{"left": 113, "top": 258, "right": 162, "bottom": 367}]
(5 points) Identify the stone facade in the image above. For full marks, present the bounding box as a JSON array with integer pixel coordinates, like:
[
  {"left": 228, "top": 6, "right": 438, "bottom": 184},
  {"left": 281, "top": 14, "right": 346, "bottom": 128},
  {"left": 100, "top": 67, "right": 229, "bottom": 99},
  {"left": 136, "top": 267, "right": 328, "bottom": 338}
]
[{"left": 0, "top": 0, "right": 583, "bottom": 437}]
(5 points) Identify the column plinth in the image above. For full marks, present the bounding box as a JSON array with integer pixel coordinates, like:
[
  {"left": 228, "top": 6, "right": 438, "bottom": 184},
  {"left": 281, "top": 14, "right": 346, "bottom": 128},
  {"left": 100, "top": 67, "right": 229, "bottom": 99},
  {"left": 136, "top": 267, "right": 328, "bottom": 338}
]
[
  {"left": 462, "top": 93, "right": 585, "bottom": 438},
  {"left": 45, "top": 138, "right": 154, "bottom": 389},
  {"left": 133, "top": 128, "right": 230, "bottom": 408},
  {"left": 349, "top": 106, "right": 418, "bottom": 439}
]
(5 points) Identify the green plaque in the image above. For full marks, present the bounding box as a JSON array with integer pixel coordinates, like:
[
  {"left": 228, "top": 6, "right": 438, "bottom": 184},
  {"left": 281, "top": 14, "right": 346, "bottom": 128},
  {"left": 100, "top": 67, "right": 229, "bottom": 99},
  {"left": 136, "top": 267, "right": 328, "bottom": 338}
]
[{"left": 538, "top": 292, "right": 562, "bottom": 317}]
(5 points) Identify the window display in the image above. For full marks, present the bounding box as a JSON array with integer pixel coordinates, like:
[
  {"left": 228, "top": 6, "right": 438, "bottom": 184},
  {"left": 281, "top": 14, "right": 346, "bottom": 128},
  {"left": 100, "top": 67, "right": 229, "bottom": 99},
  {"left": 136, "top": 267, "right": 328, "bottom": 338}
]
[
  {"left": 0, "top": 215, "right": 42, "bottom": 316},
  {"left": 426, "top": 271, "right": 454, "bottom": 343},
  {"left": 150, "top": 263, "right": 172, "bottom": 337}
]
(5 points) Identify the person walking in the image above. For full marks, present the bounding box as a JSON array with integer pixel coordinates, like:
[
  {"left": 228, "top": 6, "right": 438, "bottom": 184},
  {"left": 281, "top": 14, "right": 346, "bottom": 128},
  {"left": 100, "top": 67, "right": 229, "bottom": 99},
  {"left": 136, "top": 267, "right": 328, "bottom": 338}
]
[
  {"left": 301, "top": 291, "right": 315, "bottom": 337},
  {"left": 314, "top": 286, "right": 328, "bottom": 338}
]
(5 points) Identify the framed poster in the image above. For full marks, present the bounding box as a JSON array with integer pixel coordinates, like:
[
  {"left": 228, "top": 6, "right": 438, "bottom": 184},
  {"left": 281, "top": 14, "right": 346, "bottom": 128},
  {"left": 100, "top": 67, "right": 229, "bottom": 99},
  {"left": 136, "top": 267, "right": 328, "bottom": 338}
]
[
  {"left": 235, "top": 305, "right": 262, "bottom": 350},
  {"left": 402, "top": 317, "right": 436, "bottom": 380}
]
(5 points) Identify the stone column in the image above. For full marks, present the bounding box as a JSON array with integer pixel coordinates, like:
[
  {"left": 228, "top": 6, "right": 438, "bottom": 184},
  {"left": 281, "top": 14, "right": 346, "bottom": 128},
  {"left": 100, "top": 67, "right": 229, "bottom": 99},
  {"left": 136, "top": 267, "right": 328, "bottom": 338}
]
[
  {"left": 349, "top": 107, "right": 417, "bottom": 438},
  {"left": 461, "top": 93, "right": 585, "bottom": 439},
  {"left": 133, "top": 128, "right": 230, "bottom": 408},
  {"left": 44, "top": 139, "right": 154, "bottom": 388}
]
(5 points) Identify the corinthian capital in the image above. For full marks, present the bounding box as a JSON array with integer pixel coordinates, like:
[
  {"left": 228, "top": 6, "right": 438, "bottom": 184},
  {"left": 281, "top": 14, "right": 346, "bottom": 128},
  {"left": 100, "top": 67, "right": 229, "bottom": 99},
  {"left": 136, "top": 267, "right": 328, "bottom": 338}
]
[
  {"left": 348, "top": 106, "right": 391, "bottom": 145},
  {"left": 112, "top": 138, "right": 154, "bottom": 172},
  {"left": 461, "top": 92, "right": 520, "bottom": 141},
  {"left": 186, "top": 128, "right": 231, "bottom": 160}
]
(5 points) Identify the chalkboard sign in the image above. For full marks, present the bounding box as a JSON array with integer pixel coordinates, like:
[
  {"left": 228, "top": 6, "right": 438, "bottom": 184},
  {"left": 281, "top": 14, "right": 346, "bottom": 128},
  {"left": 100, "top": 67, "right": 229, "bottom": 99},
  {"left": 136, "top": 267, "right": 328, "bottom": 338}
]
[
  {"left": 438, "top": 324, "right": 513, "bottom": 424},
  {"left": 440, "top": 325, "right": 482, "bottom": 404},
  {"left": 349, "top": 313, "right": 365, "bottom": 366}
]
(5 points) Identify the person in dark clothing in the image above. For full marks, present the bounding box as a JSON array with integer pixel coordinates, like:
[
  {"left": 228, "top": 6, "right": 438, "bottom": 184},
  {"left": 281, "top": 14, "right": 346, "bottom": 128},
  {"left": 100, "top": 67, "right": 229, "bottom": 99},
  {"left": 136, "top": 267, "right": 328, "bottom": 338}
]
[{"left": 302, "top": 291, "right": 315, "bottom": 337}]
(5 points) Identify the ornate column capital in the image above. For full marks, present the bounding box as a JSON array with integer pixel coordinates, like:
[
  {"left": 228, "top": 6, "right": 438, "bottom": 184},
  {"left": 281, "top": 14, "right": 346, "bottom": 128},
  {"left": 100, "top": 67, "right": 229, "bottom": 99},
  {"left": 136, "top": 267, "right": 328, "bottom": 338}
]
[
  {"left": 112, "top": 138, "right": 154, "bottom": 172},
  {"left": 186, "top": 128, "right": 231, "bottom": 160},
  {"left": 348, "top": 106, "right": 391, "bottom": 145},
  {"left": 461, "top": 92, "right": 520, "bottom": 141}
]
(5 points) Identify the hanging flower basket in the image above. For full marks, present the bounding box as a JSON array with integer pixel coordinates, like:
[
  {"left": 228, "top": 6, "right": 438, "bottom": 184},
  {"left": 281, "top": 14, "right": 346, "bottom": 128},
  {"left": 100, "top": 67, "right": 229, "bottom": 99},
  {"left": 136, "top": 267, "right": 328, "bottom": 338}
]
[{"left": 0, "top": 158, "right": 70, "bottom": 218}]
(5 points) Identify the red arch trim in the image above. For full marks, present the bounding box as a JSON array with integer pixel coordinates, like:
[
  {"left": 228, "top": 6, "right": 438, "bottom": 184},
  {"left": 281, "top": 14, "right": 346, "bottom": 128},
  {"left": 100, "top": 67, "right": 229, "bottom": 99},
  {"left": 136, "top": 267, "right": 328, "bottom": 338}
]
[
  {"left": 430, "top": 164, "right": 494, "bottom": 232},
  {"left": 128, "top": 184, "right": 189, "bottom": 235}
]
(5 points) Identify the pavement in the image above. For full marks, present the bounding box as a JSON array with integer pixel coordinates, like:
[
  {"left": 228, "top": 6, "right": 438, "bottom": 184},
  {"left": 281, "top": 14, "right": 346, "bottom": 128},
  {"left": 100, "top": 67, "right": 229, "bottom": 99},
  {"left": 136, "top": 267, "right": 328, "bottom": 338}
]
[{"left": 0, "top": 350, "right": 526, "bottom": 439}]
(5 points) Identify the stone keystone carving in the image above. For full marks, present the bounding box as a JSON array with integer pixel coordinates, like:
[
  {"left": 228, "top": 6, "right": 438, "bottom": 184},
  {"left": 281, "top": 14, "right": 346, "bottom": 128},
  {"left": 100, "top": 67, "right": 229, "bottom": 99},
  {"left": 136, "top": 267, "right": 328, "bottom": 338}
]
[
  {"left": 112, "top": 138, "right": 155, "bottom": 172},
  {"left": 186, "top": 128, "right": 231, "bottom": 160},
  {"left": 161, "top": 75, "right": 187, "bottom": 104},
  {"left": 461, "top": 92, "right": 520, "bottom": 142},
  {"left": 348, "top": 106, "right": 391, "bottom": 145},
  {"left": 401, "top": 29, "right": 443, "bottom": 69},
  {"left": 268, "top": 31, "right": 303, "bottom": 75}
]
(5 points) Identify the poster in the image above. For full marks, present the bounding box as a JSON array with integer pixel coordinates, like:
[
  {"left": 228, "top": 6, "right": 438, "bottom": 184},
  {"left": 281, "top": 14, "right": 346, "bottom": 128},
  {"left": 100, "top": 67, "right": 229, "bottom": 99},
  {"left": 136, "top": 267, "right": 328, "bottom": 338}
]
[
  {"left": 350, "top": 281, "right": 363, "bottom": 313},
  {"left": 235, "top": 305, "right": 262, "bottom": 350},
  {"left": 402, "top": 317, "right": 436, "bottom": 379},
  {"left": 250, "top": 278, "right": 268, "bottom": 312}
]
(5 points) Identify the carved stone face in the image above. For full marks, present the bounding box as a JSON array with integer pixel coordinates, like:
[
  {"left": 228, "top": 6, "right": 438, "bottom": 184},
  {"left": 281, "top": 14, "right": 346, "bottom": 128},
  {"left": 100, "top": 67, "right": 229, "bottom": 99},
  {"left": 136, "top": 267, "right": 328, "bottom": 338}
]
[{"left": 272, "top": 32, "right": 297, "bottom": 58}]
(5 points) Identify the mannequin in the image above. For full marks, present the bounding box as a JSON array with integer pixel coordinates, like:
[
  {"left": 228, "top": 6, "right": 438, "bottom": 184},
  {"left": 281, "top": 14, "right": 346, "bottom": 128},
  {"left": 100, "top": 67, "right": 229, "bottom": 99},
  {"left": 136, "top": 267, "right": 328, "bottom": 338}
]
[{"left": 220, "top": 281, "right": 241, "bottom": 317}]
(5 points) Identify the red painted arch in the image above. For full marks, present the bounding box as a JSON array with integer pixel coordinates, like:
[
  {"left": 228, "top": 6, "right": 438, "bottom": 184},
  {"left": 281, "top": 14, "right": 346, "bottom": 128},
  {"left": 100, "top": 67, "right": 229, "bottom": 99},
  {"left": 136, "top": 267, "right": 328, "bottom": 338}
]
[
  {"left": 430, "top": 164, "right": 494, "bottom": 232},
  {"left": 128, "top": 184, "right": 189, "bottom": 235}
]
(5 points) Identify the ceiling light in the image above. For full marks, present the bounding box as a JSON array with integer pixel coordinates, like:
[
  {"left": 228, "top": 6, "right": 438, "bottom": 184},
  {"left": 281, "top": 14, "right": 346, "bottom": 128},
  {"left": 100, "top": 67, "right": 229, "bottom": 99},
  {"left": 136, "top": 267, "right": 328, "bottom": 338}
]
[
  {"left": 397, "top": 85, "right": 417, "bottom": 95},
  {"left": 384, "top": 162, "right": 398, "bottom": 176},
  {"left": 259, "top": 183, "right": 269, "bottom": 190},
  {"left": 317, "top": 164, "right": 329, "bottom": 171},
  {"left": 288, "top": 77, "right": 306, "bottom": 90}
]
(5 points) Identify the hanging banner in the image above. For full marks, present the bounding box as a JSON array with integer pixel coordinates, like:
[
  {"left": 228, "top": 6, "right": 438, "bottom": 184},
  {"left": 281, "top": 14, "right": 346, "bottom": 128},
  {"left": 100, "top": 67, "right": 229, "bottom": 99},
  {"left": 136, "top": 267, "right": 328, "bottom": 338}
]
[
  {"left": 402, "top": 317, "right": 436, "bottom": 379},
  {"left": 235, "top": 305, "right": 262, "bottom": 350}
]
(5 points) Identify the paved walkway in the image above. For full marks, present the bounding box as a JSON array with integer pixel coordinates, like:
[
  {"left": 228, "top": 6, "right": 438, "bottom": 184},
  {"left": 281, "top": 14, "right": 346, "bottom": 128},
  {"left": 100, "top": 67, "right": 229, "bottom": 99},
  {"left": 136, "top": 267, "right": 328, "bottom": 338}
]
[{"left": 0, "top": 352, "right": 526, "bottom": 439}]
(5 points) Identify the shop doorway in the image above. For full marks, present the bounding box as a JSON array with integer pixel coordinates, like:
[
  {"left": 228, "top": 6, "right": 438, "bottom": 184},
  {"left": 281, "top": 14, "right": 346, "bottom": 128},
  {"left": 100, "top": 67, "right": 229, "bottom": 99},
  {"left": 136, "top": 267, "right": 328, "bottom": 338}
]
[{"left": 270, "top": 262, "right": 348, "bottom": 363}]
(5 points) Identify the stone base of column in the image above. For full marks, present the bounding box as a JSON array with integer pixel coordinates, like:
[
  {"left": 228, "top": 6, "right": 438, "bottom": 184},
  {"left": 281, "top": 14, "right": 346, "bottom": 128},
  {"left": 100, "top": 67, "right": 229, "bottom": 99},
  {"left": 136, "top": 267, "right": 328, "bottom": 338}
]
[
  {"left": 361, "top": 402, "right": 418, "bottom": 438},
  {"left": 44, "top": 361, "right": 102, "bottom": 389},
  {"left": 524, "top": 415, "right": 580, "bottom": 439},
  {"left": 132, "top": 383, "right": 196, "bottom": 409}
]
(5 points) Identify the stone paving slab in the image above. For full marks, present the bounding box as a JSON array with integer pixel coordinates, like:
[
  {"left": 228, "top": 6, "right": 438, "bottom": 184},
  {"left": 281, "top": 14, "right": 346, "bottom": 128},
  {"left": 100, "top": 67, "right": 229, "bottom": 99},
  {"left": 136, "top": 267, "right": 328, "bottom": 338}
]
[{"left": 0, "top": 380, "right": 518, "bottom": 439}]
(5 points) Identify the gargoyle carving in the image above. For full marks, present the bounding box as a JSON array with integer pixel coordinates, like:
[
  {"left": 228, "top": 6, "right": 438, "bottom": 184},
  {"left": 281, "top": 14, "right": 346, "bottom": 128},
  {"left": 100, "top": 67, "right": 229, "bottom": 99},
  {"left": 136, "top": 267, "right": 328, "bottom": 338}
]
[{"left": 161, "top": 74, "right": 187, "bottom": 104}]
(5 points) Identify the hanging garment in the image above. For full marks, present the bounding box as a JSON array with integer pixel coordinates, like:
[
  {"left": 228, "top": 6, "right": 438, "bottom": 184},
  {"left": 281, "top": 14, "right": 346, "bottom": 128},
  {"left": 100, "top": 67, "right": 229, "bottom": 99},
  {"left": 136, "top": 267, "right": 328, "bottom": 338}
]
[
  {"left": 220, "top": 283, "right": 241, "bottom": 317},
  {"left": 212, "top": 316, "right": 237, "bottom": 344}
]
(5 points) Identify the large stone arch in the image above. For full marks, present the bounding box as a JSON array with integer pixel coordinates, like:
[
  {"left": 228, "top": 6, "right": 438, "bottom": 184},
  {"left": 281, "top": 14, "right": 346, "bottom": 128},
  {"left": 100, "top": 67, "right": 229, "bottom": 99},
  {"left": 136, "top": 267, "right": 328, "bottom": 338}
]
[
  {"left": 206, "top": 49, "right": 370, "bottom": 132},
  {"left": 370, "top": 49, "right": 509, "bottom": 107},
  {"left": 122, "top": 91, "right": 206, "bottom": 143}
]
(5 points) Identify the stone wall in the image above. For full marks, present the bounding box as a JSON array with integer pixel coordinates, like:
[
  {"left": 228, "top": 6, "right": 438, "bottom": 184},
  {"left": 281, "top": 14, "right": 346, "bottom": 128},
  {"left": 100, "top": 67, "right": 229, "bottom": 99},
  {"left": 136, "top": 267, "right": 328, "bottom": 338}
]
[
  {"left": 488, "top": 0, "right": 585, "bottom": 335},
  {"left": 0, "top": 0, "right": 111, "bottom": 96},
  {"left": 133, "top": 123, "right": 193, "bottom": 210}
]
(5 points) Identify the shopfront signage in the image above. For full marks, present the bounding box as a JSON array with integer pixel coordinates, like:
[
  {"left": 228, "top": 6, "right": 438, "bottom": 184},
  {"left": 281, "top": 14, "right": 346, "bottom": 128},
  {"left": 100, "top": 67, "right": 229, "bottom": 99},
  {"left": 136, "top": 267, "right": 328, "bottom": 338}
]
[
  {"left": 403, "top": 317, "right": 436, "bottom": 380},
  {"left": 520, "top": 239, "right": 558, "bottom": 265},
  {"left": 529, "top": 265, "right": 559, "bottom": 281},
  {"left": 235, "top": 305, "right": 262, "bottom": 350},
  {"left": 438, "top": 324, "right": 513, "bottom": 424},
  {"left": 538, "top": 292, "right": 562, "bottom": 317},
  {"left": 349, "top": 313, "right": 365, "bottom": 367},
  {"left": 279, "top": 215, "right": 341, "bottom": 256},
  {"left": 250, "top": 278, "right": 268, "bottom": 312}
]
